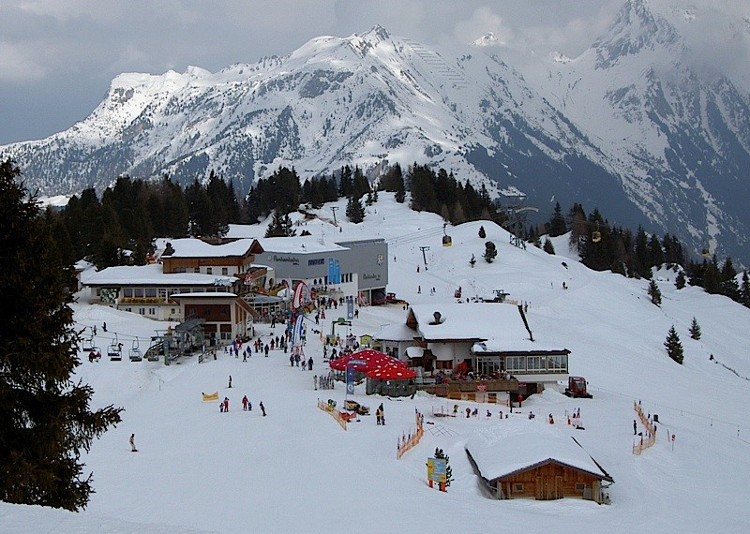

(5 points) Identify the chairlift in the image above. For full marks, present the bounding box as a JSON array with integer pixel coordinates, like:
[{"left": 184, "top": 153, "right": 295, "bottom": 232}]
[
  {"left": 82, "top": 328, "right": 94, "bottom": 352},
  {"left": 108, "top": 333, "right": 122, "bottom": 361},
  {"left": 591, "top": 222, "right": 602, "bottom": 244},
  {"left": 442, "top": 223, "right": 452, "bottom": 247},
  {"left": 129, "top": 338, "right": 143, "bottom": 362}
]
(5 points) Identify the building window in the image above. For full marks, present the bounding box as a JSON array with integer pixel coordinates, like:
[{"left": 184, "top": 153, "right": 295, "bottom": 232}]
[
  {"left": 174, "top": 267, "right": 186, "bottom": 273},
  {"left": 547, "top": 355, "right": 568, "bottom": 372},
  {"left": 222, "top": 267, "right": 228, "bottom": 275},
  {"left": 505, "top": 356, "right": 526, "bottom": 373},
  {"left": 159, "top": 288, "right": 167, "bottom": 299},
  {"left": 138, "top": 308, "right": 145, "bottom": 315},
  {"left": 123, "top": 288, "right": 133, "bottom": 297},
  {"left": 575, "top": 483, "right": 586, "bottom": 491},
  {"left": 206, "top": 267, "right": 213, "bottom": 275},
  {"left": 527, "top": 356, "right": 545, "bottom": 372},
  {"left": 134, "top": 288, "right": 144, "bottom": 298},
  {"left": 148, "top": 308, "right": 156, "bottom": 315},
  {"left": 145, "top": 288, "right": 157, "bottom": 298},
  {"left": 513, "top": 483, "right": 524, "bottom": 492},
  {"left": 194, "top": 267, "right": 200, "bottom": 273},
  {"left": 435, "top": 360, "right": 453, "bottom": 370}
]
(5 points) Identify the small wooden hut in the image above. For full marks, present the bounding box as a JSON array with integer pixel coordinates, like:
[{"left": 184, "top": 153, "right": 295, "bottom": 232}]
[{"left": 465, "top": 425, "right": 613, "bottom": 504}]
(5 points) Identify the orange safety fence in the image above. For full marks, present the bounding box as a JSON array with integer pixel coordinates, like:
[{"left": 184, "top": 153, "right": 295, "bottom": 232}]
[
  {"left": 632, "top": 402, "right": 657, "bottom": 454},
  {"left": 397, "top": 410, "right": 425, "bottom": 459},
  {"left": 318, "top": 399, "right": 347, "bottom": 431}
]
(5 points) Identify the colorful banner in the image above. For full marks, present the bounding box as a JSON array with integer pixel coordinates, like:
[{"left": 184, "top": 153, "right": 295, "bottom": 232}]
[
  {"left": 346, "top": 365, "right": 355, "bottom": 395},
  {"left": 328, "top": 258, "right": 341, "bottom": 285}
]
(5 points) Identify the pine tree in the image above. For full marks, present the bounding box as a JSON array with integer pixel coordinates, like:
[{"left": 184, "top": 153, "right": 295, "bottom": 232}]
[
  {"left": 675, "top": 270, "right": 686, "bottom": 289},
  {"left": 543, "top": 237, "right": 555, "bottom": 255},
  {"left": 648, "top": 279, "right": 662, "bottom": 306},
  {"left": 689, "top": 317, "right": 701, "bottom": 340},
  {"left": 469, "top": 254, "right": 476, "bottom": 268},
  {"left": 483, "top": 241, "right": 497, "bottom": 263},
  {"left": 741, "top": 271, "right": 750, "bottom": 307},
  {"left": 265, "top": 211, "right": 297, "bottom": 237},
  {"left": 478, "top": 225, "right": 486, "bottom": 239},
  {"left": 345, "top": 195, "right": 365, "bottom": 223},
  {"left": 664, "top": 326, "right": 684, "bottom": 364},
  {"left": 547, "top": 202, "right": 567, "bottom": 236},
  {"left": 0, "top": 159, "right": 122, "bottom": 510}
]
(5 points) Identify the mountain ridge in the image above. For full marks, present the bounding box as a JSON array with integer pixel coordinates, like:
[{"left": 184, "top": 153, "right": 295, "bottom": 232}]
[{"left": 2, "top": 3, "right": 749, "bottom": 264}]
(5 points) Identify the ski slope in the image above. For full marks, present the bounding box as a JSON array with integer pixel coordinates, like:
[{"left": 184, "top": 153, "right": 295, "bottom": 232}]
[{"left": 3, "top": 194, "right": 750, "bottom": 533}]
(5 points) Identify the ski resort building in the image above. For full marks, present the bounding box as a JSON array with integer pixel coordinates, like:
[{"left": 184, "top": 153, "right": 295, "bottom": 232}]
[
  {"left": 226, "top": 228, "right": 388, "bottom": 306},
  {"left": 81, "top": 238, "right": 266, "bottom": 321},
  {"left": 376, "top": 303, "right": 570, "bottom": 395},
  {"left": 465, "top": 428, "right": 613, "bottom": 503}
]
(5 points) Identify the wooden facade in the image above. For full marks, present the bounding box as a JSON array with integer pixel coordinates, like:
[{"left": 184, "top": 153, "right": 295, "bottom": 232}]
[
  {"left": 488, "top": 459, "right": 607, "bottom": 502},
  {"left": 464, "top": 437, "right": 613, "bottom": 505}
]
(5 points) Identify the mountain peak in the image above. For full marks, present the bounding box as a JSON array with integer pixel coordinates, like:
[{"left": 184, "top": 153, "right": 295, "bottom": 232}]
[
  {"left": 593, "top": 0, "right": 679, "bottom": 68},
  {"left": 473, "top": 32, "right": 501, "bottom": 47},
  {"left": 361, "top": 25, "right": 390, "bottom": 43}
]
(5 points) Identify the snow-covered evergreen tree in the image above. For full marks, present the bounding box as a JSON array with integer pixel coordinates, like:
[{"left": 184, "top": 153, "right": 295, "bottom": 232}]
[
  {"left": 648, "top": 279, "right": 662, "bottom": 306},
  {"left": 689, "top": 317, "right": 701, "bottom": 340}
]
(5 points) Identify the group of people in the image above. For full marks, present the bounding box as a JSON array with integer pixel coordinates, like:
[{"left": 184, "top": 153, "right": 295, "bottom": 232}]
[
  {"left": 221, "top": 395, "right": 266, "bottom": 416},
  {"left": 290, "top": 353, "right": 313, "bottom": 370},
  {"left": 315, "top": 372, "right": 335, "bottom": 390}
]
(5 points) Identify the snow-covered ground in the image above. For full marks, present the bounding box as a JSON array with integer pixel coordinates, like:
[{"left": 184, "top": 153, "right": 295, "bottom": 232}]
[{"left": 3, "top": 194, "right": 750, "bottom": 532}]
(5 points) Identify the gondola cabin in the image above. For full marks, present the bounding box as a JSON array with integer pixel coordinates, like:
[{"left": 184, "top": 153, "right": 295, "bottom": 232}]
[{"left": 442, "top": 234, "right": 452, "bottom": 247}]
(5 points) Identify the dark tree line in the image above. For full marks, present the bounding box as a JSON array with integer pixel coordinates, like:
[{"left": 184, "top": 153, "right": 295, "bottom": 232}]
[{"left": 540, "top": 201, "right": 750, "bottom": 308}]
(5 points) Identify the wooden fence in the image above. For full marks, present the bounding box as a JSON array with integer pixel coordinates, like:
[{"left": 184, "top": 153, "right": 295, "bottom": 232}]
[
  {"left": 397, "top": 409, "right": 425, "bottom": 459},
  {"left": 318, "top": 399, "right": 347, "bottom": 431},
  {"left": 632, "top": 402, "right": 657, "bottom": 454}
]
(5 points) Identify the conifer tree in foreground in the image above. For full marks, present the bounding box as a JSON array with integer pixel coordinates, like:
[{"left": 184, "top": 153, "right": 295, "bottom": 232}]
[
  {"left": 664, "top": 326, "right": 684, "bottom": 364},
  {"left": 0, "top": 159, "right": 122, "bottom": 510},
  {"left": 689, "top": 317, "right": 701, "bottom": 340}
]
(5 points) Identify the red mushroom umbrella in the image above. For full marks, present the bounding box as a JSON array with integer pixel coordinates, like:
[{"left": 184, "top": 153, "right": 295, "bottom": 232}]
[{"left": 366, "top": 364, "right": 417, "bottom": 380}]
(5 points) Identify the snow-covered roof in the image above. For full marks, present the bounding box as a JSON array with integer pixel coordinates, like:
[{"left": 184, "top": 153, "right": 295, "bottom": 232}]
[
  {"left": 465, "top": 421, "right": 612, "bottom": 482},
  {"left": 405, "top": 346, "right": 424, "bottom": 358},
  {"left": 257, "top": 236, "right": 347, "bottom": 254},
  {"left": 409, "top": 303, "right": 528, "bottom": 342},
  {"left": 81, "top": 264, "right": 234, "bottom": 286},
  {"left": 373, "top": 322, "right": 416, "bottom": 341},
  {"left": 164, "top": 238, "right": 259, "bottom": 258}
]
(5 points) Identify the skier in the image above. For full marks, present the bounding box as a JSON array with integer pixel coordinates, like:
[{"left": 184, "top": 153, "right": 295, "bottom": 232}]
[
  {"left": 228, "top": 375, "right": 232, "bottom": 389},
  {"left": 260, "top": 401, "right": 266, "bottom": 417},
  {"left": 242, "top": 395, "right": 249, "bottom": 411},
  {"left": 313, "top": 375, "right": 318, "bottom": 390},
  {"left": 308, "top": 357, "right": 313, "bottom": 370},
  {"left": 223, "top": 397, "right": 229, "bottom": 412},
  {"left": 376, "top": 405, "right": 383, "bottom": 425},
  {"left": 634, "top": 419, "right": 637, "bottom": 435},
  {"left": 264, "top": 344, "right": 269, "bottom": 357},
  {"left": 102, "top": 322, "right": 107, "bottom": 332},
  {"left": 290, "top": 354, "right": 294, "bottom": 367},
  {"left": 379, "top": 403, "right": 385, "bottom": 425},
  {"left": 129, "top": 433, "right": 137, "bottom": 452}
]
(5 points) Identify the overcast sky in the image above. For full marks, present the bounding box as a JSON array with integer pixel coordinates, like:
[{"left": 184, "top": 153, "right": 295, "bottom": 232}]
[{"left": 0, "top": 0, "right": 746, "bottom": 145}]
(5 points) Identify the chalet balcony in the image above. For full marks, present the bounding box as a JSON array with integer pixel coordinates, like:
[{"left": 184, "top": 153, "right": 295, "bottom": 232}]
[{"left": 119, "top": 297, "right": 170, "bottom": 305}]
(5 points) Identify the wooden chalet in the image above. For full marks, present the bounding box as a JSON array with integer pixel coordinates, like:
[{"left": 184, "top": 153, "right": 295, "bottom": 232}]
[{"left": 465, "top": 427, "right": 613, "bottom": 504}]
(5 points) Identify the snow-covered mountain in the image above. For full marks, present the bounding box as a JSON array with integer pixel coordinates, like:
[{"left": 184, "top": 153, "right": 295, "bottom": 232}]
[
  {"left": 529, "top": 0, "right": 750, "bottom": 265},
  {"left": 2, "top": 0, "right": 750, "bottom": 264}
]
